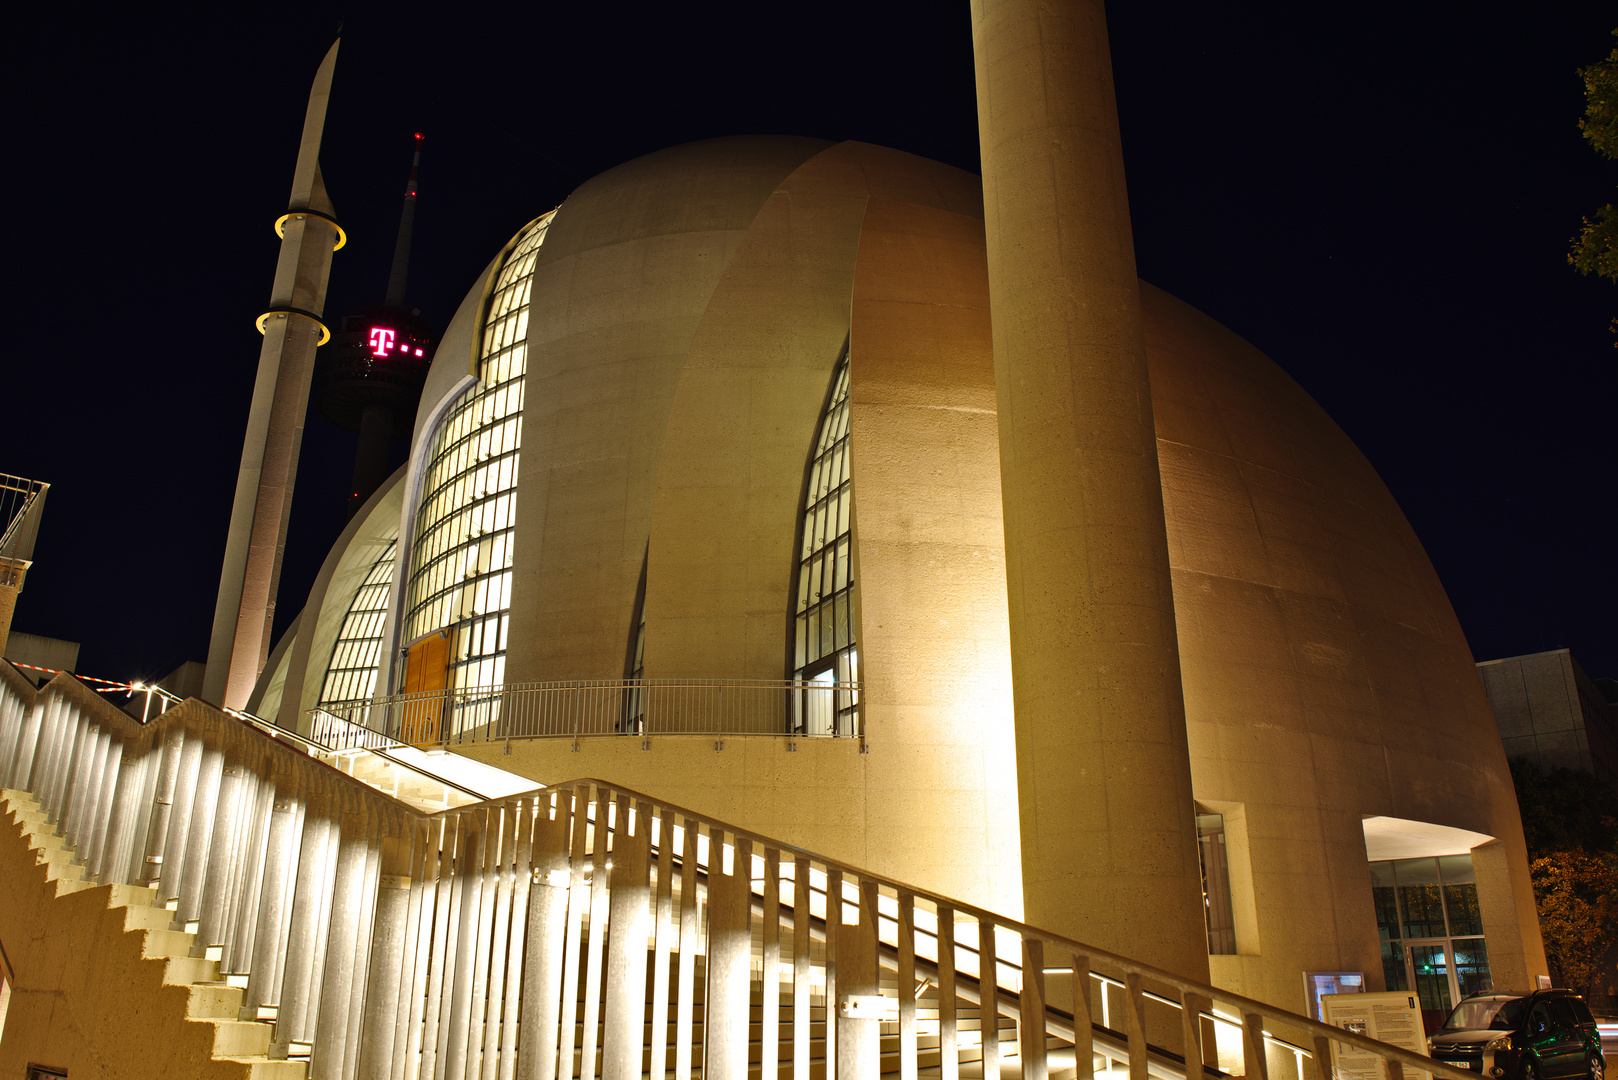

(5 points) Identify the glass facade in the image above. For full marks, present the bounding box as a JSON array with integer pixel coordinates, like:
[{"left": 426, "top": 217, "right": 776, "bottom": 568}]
[
  {"left": 790, "top": 345, "right": 858, "bottom": 735},
  {"left": 401, "top": 212, "right": 554, "bottom": 693},
  {"left": 1370, "top": 855, "right": 1491, "bottom": 1026},
  {"left": 315, "top": 538, "right": 397, "bottom": 708}
]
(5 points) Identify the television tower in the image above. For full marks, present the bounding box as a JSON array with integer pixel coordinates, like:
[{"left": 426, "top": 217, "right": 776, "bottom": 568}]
[
  {"left": 313, "top": 133, "right": 435, "bottom": 517},
  {"left": 203, "top": 41, "right": 343, "bottom": 710}
]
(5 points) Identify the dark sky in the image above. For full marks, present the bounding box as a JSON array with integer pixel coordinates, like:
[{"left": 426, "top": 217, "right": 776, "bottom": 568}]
[{"left": 5, "top": 2, "right": 1614, "bottom": 687}]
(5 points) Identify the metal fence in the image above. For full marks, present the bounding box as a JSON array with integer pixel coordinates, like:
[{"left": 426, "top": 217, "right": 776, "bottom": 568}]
[
  {"left": 1, "top": 663, "right": 1480, "bottom": 1080},
  {"left": 0, "top": 472, "right": 47, "bottom": 587},
  {"left": 309, "top": 677, "right": 864, "bottom": 751}
]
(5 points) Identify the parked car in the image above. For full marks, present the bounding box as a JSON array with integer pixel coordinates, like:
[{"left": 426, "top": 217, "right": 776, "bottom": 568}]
[{"left": 1428, "top": 990, "right": 1605, "bottom": 1080}]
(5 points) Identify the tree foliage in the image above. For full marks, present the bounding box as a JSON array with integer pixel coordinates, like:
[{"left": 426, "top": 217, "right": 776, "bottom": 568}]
[
  {"left": 1530, "top": 851, "right": 1618, "bottom": 996},
  {"left": 1508, "top": 756, "right": 1618, "bottom": 857},
  {"left": 1509, "top": 757, "right": 1618, "bottom": 999},
  {"left": 1570, "top": 29, "right": 1618, "bottom": 297}
]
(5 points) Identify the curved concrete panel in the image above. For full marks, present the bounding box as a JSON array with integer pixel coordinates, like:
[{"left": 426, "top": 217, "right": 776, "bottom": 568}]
[{"left": 1143, "top": 282, "right": 1543, "bottom": 1005}]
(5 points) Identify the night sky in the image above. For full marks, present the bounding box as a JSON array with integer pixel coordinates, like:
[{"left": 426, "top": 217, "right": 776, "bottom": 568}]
[{"left": 5, "top": 2, "right": 1613, "bottom": 689}]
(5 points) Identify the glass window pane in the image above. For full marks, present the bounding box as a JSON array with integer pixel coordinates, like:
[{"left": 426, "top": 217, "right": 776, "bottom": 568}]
[
  {"left": 1395, "top": 858, "right": 1448, "bottom": 939},
  {"left": 1452, "top": 938, "right": 1491, "bottom": 997},
  {"left": 1382, "top": 940, "right": 1408, "bottom": 992},
  {"left": 402, "top": 212, "right": 554, "bottom": 697}
]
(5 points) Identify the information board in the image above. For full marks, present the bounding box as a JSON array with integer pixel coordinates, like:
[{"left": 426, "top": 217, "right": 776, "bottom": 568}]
[{"left": 1321, "top": 991, "right": 1429, "bottom": 1080}]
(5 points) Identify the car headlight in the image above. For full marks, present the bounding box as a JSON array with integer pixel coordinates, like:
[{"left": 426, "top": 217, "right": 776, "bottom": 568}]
[{"left": 1485, "top": 1036, "right": 1510, "bottom": 1051}]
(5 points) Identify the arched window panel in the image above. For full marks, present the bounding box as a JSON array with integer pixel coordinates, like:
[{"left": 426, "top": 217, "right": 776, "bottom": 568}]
[
  {"left": 790, "top": 346, "right": 859, "bottom": 736},
  {"left": 401, "top": 212, "right": 553, "bottom": 698},
  {"left": 316, "top": 538, "right": 397, "bottom": 709}
]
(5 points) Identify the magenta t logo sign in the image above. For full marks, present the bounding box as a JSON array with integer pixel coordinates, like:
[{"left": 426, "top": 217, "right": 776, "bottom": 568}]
[{"left": 369, "top": 327, "right": 396, "bottom": 357}]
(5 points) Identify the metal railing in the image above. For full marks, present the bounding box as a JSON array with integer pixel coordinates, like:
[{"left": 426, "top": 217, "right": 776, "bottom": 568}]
[
  {"left": 309, "top": 677, "right": 864, "bottom": 751},
  {"left": 1, "top": 662, "right": 1478, "bottom": 1080},
  {"left": 0, "top": 473, "right": 48, "bottom": 588}
]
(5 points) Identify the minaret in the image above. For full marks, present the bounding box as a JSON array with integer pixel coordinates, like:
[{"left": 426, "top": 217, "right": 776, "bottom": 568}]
[
  {"left": 970, "top": 0, "right": 1210, "bottom": 979},
  {"left": 203, "top": 41, "right": 344, "bottom": 710},
  {"left": 313, "top": 133, "right": 436, "bottom": 518}
]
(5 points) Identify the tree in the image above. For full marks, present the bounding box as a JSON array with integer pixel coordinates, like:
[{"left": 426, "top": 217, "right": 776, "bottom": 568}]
[
  {"left": 1507, "top": 757, "right": 1618, "bottom": 857},
  {"left": 1530, "top": 851, "right": 1618, "bottom": 996},
  {"left": 1570, "top": 28, "right": 1618, "bottom": 345}
]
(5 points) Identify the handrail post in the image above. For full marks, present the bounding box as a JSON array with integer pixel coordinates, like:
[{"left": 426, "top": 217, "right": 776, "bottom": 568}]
[
  {"left": 834, "top": 875, "right": 881, "bottom": 1080},
  {"left": 933, "top": 905, "right": 958, "bottom": 1080},
  {"left": 1244, "top": 1011, "right": 1271, "bottom": 1080},
  {"left": 1182, "top": 990, "right": 1210, "bottom": 1080},
  {"left": 980, "top": 920, "right": 1000, "bottom": 1080},
  {"left": 1020, "top": 937, "right": 1049, "bottom": 1080},
  {"left": 518, "top": 790, "right": 572, "bottom": 1080},
  {"left": 1072, "top": 953, "right": 1094, "bottom": 1080},
  {"left": 1125, "top": 972, "right": 1150, "bottom": 1080},
  {"left": 1312, "top": 1034, "right": 1336, "bottom": 1080}
]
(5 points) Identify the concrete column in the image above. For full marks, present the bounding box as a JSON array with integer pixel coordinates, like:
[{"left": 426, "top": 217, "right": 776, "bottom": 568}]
[
  {"left": 1472, "top": 838, "right": 1548, "bottom": 992},
  {"left": 157, "top": 721, "right": 205, "bottom": 902},
  {"left": 314, "top": 799, "right": 372, "bottom": 1079},
  {"left": 84, "top": 731, "right": 121, "bottom": 878},
  {"left": 358, "top": 827, "right": 414, "bottom": 1080},
  {"left": 101, "top": 737, "right": 147, "bottom": 885},
  {"left": 276, "top": 779, "right": 336, "bottom": 1051},
  {"left": 198, "top": 755, "right": 250, "bottom": 946},
  {"left": 246, "top": 777, "right": 305, "bottom": 1013},
  {"left": 970, "top": 0, "right": 1208, "bottom": 977},
  {"left": 140, "top": 726, "right": 187, "bottom": 889},
  {"left": 178, "top": 728, "right": 226, "bottom": 925}
]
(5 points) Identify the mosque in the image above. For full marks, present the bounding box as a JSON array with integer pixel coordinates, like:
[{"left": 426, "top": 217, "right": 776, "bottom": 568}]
[
  {"left": 237, "top": 76, "right": 1543, "bottom": 1028},
  {"left": 0, "top": 2, "right": 1547, "bottom": 1072}
]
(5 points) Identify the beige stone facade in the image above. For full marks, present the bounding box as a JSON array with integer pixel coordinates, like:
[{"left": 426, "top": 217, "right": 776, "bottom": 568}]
[{"left": 254, "top": 135, "right": 1545, "bottom": 1018}]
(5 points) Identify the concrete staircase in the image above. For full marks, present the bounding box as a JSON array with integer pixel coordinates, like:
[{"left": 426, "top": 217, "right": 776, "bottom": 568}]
[{"left": 0, "top": 790, "right": 305, "bottom": 1080}]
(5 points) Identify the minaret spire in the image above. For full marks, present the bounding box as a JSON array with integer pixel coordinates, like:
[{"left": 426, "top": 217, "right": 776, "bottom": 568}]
[
  {"left": 384, "top": 132, "right": 423, "bottom": 308},
  {"left": 204, "top": 40, "right": 344, "bottom": 710},
  {"left": 312, "top": 132, "right": 437, "bottom": 525}
]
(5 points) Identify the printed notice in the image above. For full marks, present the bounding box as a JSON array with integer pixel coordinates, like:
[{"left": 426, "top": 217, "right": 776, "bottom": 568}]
[{"left": 1321, "top": 991, "right": 1430, "bottom": 1080}]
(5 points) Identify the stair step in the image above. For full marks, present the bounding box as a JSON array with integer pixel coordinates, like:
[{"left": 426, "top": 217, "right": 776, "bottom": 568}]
[
  {"left": 199, "top": 1018, "right": 274, "bottom": 1057},
  {"left": 162, "top": 955, "right": 221, "bottom": 986},
  {"left": 142, "top": 927, "right": 196, "bottom": 960},
  {"left": 217, "top": 1057, "right": 310, "bottom": 1079},
  {"left": 187, "top": 984, "right": 248, "bottom": 1019}
]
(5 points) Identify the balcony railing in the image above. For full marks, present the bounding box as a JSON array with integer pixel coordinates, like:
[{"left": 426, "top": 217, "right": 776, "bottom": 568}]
[
  {"left": 0, "top": 472, "right": 48, "bottom": 589},
  {"left": 308, "top": 677, "right": 864, "bottom": 751}
]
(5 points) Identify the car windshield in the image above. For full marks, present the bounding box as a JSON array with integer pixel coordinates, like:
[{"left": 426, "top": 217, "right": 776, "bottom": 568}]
[{"left": 1443, "top": 998, "right": 1527, "bottom": 1032}]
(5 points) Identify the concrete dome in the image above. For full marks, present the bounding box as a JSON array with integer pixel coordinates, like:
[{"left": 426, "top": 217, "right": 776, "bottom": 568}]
[
  {"left": 265, "top": 135, "right": 1540, "bottom": 1011},
  {"left": 1140, "top": 283, "right": 1533, "bottom": 1002}
]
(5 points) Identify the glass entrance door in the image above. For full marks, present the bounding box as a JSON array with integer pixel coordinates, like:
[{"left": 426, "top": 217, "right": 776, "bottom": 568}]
[{"left": 1406, "top": 940, "right": 1455, "bottom": 1035}]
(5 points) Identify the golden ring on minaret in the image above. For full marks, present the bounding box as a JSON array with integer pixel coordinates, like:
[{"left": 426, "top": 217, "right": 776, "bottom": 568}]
[
  {"left": 256, "top": 307, "right": 332, "bottom": 346},
  {"left": 273, "top": 208, "right": 347, "bottom": 251}
]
